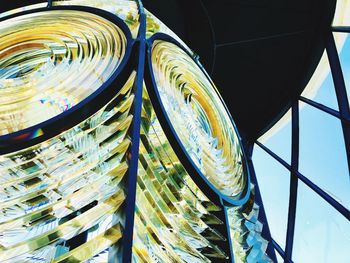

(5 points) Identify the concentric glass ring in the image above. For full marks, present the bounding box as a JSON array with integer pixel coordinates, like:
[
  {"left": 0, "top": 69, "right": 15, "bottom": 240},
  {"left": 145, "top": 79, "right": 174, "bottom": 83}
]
[
  {"left": 151, "top": 40, "right": 248, "bottom": 199},
  {"left": 0, "top": 9, "right": 127, "bottom": 136},
  {"left": 0, "top": 2, "right": 263, "bottom": 261}
]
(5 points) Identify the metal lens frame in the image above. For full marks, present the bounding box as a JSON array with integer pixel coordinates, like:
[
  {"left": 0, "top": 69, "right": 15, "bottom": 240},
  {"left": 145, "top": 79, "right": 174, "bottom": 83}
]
[{"left": 145, "top": 33, "right": 251, "bottom": 207}]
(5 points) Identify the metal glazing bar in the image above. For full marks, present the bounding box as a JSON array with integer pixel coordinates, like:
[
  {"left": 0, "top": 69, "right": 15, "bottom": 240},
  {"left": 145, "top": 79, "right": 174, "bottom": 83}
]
[
  {"left": 255, "top": 142, "right": 350, "bottom": 220},
  {"left": 331, "top": 26, "right": 350, "bottom": 32},
  {"left": 299, "top": 96, "right": 350, "bottom": 124},
  {"left": 326, "top": 32, "right": 350, "bottom": 177},
  {"left": 271, "top": 239, "right": 288, "bottom": 262},
  {"left": 245, "top": 143, "right": 277, "bottom": 262},
  {"left": 284, "top": 101, "right": 299, "bottom": 261},
  {"left": 121, "top": 1, "right": 147, "bottom": 262}
]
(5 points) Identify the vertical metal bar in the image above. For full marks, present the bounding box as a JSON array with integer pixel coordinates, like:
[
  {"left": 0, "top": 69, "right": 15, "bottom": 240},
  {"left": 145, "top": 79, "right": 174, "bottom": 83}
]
[
  {"left": 245, "top": 142, "right": 277, "bottom": 263},
  {"left": 47, "top": 0, "right": 52, "bottom": 8},
  {"left": 326, "top": 32, "right": 350, "bottom": 177},
  {"left": 121, "top": 1, "right": 146, "bottom": 262},
  {"left": 284, "top": 101, "right": 299, "bottom": 261}
]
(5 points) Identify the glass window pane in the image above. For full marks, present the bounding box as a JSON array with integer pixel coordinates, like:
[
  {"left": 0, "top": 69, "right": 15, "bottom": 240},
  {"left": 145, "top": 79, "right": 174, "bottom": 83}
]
[
  {"left": 334, "top": 32, "right": 350, "bottom": 104},
  {"left": 258, "top": 109, "right": 292, "bottom": 164},
  {"left": 293, "top": 181, "right": 350, "bottom": 263},
  {"left": 332, "top": 0, "right": 350, "bottom": 26},
  {"left": 252, "top": 145, "right": 290, "bottom": 248},
  {"left": 299, "top": 101, "right": 350, "bottom": 209},
  {"left": 301, "top": 51, "right": 339, "bottom": 110}
]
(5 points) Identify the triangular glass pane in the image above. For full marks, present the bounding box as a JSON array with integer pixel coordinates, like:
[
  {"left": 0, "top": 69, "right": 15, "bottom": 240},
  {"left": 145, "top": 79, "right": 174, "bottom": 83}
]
[
  {"left": 276, "top": 252, "right": 284, "bottom": 263},
  {"left": 299, "top": 101, "right": 350, "bottom": 210},
  {"left": 332, "top": 0, "right": 350, "bottom": 26},
  {"left": 301, "top": 51, "right": 339, "bottom": 111},
  {"left": 252, "top": 145, "right": 290, "bottom": 248},
  {"left": 293, "top": 181, "right": 350, "bottom": 262},
  {"left": 258, "top": 109, "right": 292, "bottom": 164},
  {"left": 334, "top": 32, "right": 350, "bottom": 105}
]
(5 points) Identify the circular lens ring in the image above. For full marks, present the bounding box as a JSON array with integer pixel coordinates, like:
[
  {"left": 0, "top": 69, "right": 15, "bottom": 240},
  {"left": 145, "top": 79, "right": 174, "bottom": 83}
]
[
  {"left": 0, "top": 5, "right": 134, "bottom": 154},
  {"left": 145, "top": 33, "right": 250, "bottom": 206}
]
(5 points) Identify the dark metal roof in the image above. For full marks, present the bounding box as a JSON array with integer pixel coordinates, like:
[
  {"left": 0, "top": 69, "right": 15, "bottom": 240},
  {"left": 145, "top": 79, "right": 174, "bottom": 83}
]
[{"left": 143, "top": 0, "right": 337, "bottom": 141}]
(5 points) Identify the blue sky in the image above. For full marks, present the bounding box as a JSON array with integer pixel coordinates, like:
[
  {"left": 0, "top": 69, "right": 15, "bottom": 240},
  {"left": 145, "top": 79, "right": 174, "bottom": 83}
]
[{"left": 252, "top": 33, "right": 350, "bottom": 263}]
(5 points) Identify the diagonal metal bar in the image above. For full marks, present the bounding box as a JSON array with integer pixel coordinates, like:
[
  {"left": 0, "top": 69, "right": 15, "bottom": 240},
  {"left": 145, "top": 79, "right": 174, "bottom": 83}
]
[
  {"left": 271, "top": 239, "right": 285, "bottom": 260},
  {"left": 245, "top": 143, "right": 278, "bottom": 263},
  {"left": 256, "top": 141, "right": 350, "bottom": 221},
  {"left": 299, "top": 96, "right": 350, "bottom": 124}
]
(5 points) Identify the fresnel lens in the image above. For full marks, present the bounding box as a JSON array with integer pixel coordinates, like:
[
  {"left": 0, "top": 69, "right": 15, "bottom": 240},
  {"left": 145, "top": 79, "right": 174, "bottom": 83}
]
[{"left": 0, "top": 1, "right": 272, "bottom": 262}]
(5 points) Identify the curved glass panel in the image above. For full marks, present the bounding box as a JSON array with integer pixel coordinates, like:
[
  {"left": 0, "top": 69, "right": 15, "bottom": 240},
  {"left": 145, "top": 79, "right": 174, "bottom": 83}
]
[
  {"left": 301, "top": 51, "right": 339, "bottom": 111},
  {"left": 335, "top": 32, "right": 350, "bottom": 103},
  {"left": 0, "top": 10, "right": 127, "bottom": 135},
  {"left": 151, "top": 40, "right": 247, "bottom": 199},
  {"left": 333, "top": 0, "right": 350, "bottom": 26}
]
